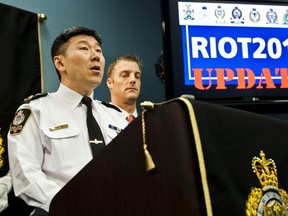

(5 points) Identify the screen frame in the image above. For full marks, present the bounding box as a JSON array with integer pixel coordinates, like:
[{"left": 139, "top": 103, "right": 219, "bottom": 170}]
[{"left": 161, "top": 0, "right": 288, "bottom": 104}]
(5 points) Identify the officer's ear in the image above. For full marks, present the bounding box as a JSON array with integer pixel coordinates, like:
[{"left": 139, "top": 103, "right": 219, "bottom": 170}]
[
  {"left": 54, "top": 56, "right": 64, "bottom": 71},
  {"left": 106, "top": 78, "right": 113, "bottom": 89}
]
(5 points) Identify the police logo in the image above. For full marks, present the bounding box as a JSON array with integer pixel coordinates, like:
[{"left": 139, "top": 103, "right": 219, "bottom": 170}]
[
  {"left": 246, "top": 151, "right": 288, "bottom": 215},
  {"left": 230, "top": 7, "right": 245, "bottom": 24},
  {"left": 283, "top": 10, "right": 288, "bottom": 25},
  {"left": 232, "top": 7, "right": 242, "bottom": 20},
  {"left": 215, "top": 5, "right": 225, "bottom": 23},
  {"left": 200, "top": 6, "right": 208, "bottom": 20},
  {"left": 13, "top": 110, "right": 25, "bottom": 125},
  {"left": 183, "top": 4, "right": 194, "bottom": 21},
  {"left": 266, "top": 8, "right": 278, "bottom": 24},
  {"left": 249, "top": 8, "right": 260, "bottom": 23},
  {"left": 10, "top": 108, "right": 31, "bottom": 135}
]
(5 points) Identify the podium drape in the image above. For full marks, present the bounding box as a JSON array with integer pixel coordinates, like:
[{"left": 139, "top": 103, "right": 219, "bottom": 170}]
[{"left": 49, "top": 98, "right": 288, "bottom": 215}]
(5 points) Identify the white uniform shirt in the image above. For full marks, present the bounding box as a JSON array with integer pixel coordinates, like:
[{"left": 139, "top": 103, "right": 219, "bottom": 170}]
[{"left": 7, "top": 84, "right": 127, "bottom": 212}]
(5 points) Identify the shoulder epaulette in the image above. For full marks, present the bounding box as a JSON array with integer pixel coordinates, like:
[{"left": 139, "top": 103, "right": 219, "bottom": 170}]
[
  {"left": 101, "top": 101, "right": 122, "bottom": 112},
  {"left": 23, "top": 92, "right": 48, "bottom": 104}
]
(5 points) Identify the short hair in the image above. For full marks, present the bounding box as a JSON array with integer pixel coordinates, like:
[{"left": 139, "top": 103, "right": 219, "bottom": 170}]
[
  {"left": 107, "top": 54, "right": 142, "bottom": 78},
  {"left": 51, "top": 26, "right": 102, "bottom": 80}
]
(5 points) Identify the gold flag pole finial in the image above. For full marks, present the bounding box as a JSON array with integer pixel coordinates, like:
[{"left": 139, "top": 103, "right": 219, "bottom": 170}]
[{"left": 38, "top": 13, "right": 47, "bottom": 22}]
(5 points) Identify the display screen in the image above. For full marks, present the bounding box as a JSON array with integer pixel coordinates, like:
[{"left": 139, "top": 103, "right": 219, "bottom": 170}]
[{"left": 161, "top": 0, "right": 288, "bottom": 102}]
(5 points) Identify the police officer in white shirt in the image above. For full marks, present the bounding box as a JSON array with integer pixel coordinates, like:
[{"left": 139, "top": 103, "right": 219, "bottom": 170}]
[
  {"left": 7, "top": 26, "right": 126, "bottom": 216},
  {"left": 106, "top": 55, "right": 142, "bottom": 123}
]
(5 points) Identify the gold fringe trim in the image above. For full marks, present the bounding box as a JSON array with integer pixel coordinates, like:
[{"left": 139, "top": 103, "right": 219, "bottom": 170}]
[
  {"left": 178, "top": 97, "right": 213, "bottom": 216},
  {"left": 0, "top": 130, "right": 4, "bottom": 169}
]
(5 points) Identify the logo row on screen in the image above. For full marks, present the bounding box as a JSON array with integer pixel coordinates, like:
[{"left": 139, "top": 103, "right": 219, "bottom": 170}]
[{"left": 178, "top": 2, "right": 288, "bottom": 27}]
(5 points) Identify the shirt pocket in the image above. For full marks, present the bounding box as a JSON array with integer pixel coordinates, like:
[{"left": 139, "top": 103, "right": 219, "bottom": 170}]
[{"left": 42, "top": 124, "right": 90, "bottom": 167}]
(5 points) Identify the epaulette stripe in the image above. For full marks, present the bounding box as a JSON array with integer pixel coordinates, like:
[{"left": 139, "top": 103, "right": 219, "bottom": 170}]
[
  {"left": 22, "top": 92, "right": 48, "bottom": 104},
  {"left": 101, "top": 101, "right": 122, "bottom": 112}
]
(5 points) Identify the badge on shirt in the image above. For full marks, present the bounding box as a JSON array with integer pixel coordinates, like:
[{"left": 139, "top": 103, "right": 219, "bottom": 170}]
[
  {"left": 10, "top": 108, "right": 31, "bottom": 135},
  {"left": 108, "top": 124, "right": 122, "bottom": 133}
]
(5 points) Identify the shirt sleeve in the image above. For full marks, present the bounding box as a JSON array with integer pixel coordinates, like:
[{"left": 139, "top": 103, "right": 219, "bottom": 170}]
[{"left": 7, "top": 104, "right": 61, "bottom": 212}]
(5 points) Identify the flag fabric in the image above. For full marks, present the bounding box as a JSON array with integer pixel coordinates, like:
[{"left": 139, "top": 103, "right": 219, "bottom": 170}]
[
  {"left": 189, "top": 99, "right": 288, "bottom": 215},
  {"left": 0, "top": 3, "right": 43, "bottom": 215},
  {"left": 0, "top": 2, "right": 43, "bottom": 176}
]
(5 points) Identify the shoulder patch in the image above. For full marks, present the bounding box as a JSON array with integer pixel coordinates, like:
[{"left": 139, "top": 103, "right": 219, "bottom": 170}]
[
  {"left": 23, "top": 92, "right": 48, "bottom": 104},
  {"left": 10, "top": 108, "right": 31, "bottom": 135},
  {"left": 101, "top": 101, "right": 122, "bottom": 112}
]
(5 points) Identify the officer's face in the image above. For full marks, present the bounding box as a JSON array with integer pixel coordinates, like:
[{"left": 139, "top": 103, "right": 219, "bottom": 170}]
[
  {"left": 55, "top": 35, "right": 105, "bottom": 96},
  {"left": 107, "top": 60, "right": 141, "bottom": 104}
]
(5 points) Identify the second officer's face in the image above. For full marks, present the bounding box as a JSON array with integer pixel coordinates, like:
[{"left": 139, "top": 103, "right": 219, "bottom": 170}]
[
  {"left": 55, "top": 35, "right": 105, "bottom": 96},
  {"left": 107, "top": 60, "right": 141, "bottom": 104}
]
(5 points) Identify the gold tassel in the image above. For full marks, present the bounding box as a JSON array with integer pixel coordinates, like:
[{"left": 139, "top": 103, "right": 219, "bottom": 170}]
[
  {"left": 141, "top": 107, "right": 155, "bottom": 171},
  {"left": 143, "top": 142, "right": 155, "bottom": 171}
]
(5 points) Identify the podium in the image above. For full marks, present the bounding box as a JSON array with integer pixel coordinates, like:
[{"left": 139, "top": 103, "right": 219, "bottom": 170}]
[{"left": 49, "top": 98, "right": 288, "bottom": 216}]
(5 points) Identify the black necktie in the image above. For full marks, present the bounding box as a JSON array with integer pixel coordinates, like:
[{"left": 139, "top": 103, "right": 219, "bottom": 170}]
[{"left": 81, "top": 96, "right": 105, "bottom": 156}]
